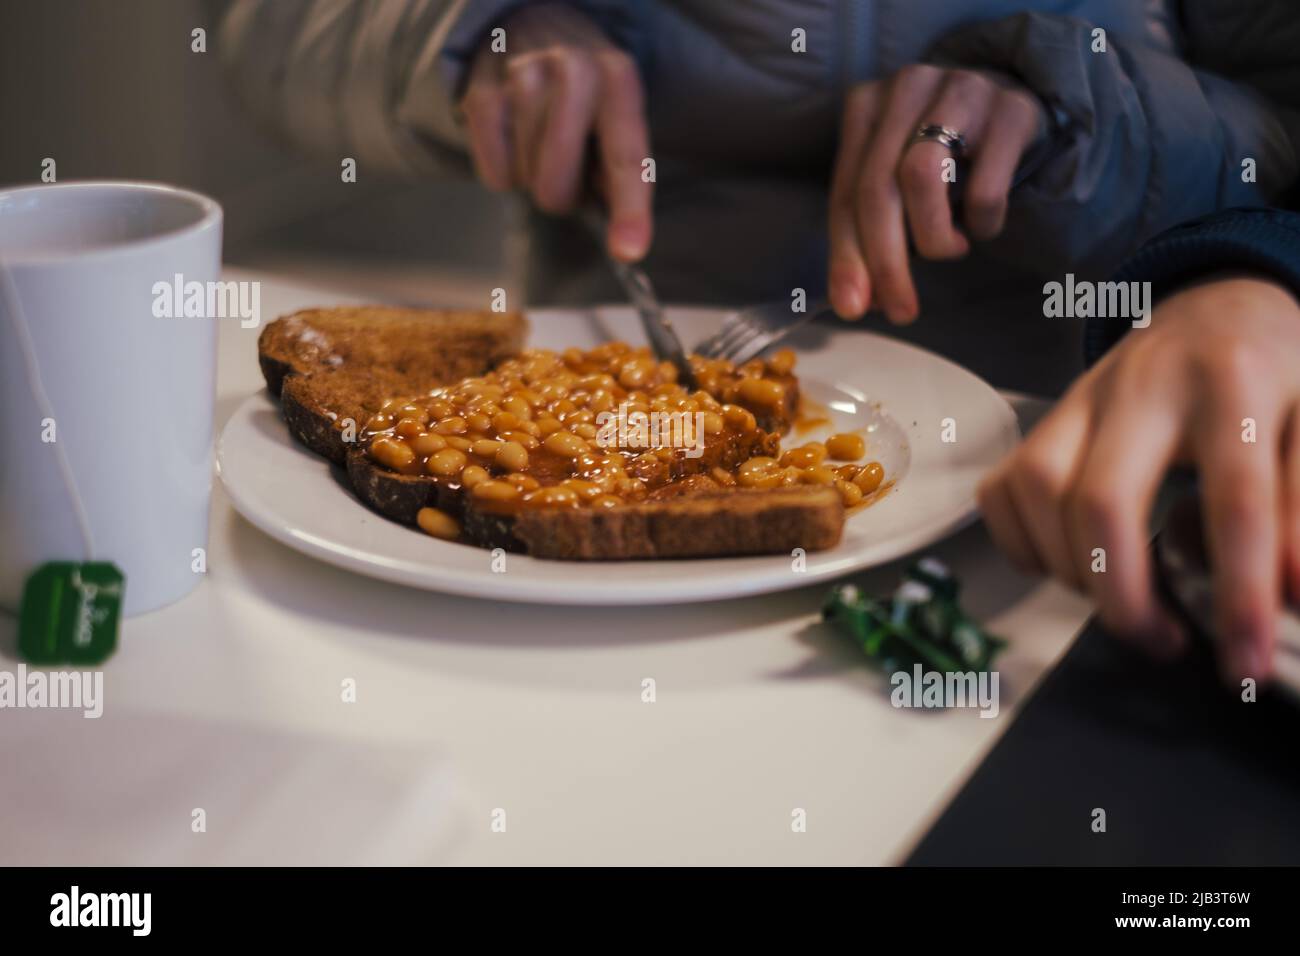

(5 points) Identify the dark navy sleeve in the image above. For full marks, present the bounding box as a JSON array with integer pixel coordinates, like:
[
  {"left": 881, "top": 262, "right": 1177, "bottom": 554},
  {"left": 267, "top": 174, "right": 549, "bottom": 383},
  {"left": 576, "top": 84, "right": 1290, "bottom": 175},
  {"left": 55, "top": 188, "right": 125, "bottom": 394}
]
[{"left": 1085, "top": 207, "right": 1300, "bottom": 366}]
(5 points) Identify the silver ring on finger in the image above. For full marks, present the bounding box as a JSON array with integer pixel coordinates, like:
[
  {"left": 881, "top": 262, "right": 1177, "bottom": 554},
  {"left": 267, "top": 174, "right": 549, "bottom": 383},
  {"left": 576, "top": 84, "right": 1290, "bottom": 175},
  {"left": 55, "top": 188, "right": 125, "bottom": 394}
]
[{"left": 909, "top": 124, "right": 968, "bottom": 158}]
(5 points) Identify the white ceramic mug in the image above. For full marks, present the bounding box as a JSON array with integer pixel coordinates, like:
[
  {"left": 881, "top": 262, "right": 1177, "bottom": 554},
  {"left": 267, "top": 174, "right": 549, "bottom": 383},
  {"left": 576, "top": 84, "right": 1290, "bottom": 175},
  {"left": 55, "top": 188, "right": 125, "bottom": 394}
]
[{"left": 0, "top": 182, "right": 222, "bottom": 616}]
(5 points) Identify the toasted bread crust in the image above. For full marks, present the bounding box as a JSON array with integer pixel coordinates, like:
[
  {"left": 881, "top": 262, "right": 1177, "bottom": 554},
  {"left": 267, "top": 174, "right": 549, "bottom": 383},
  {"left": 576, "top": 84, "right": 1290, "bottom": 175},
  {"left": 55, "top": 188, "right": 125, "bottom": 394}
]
[
  {"left": 260, "top": 306, "right": 849, "bottom": 560},
  {"left": 458, "top": 486, "right": 843, "bottom": 559},
  {"left": 346, "top": 448, "right": 441, "bottom": 525},
  {"left": 261, "top": 307, "right": 527, "bottom": 464}
]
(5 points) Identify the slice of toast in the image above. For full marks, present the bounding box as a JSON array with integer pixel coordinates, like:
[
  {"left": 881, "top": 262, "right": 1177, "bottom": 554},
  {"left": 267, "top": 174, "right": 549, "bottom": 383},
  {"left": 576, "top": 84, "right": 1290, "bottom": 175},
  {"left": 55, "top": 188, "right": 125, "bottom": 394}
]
[
  {"left": 482, "top": 486, "right": 843, "bottom": 560},
  {"left": 259, "top": 307, "right": 847, "bottom": 560},
  {"left": 259, "top": 307, "right": 528, "bottom": 463}
]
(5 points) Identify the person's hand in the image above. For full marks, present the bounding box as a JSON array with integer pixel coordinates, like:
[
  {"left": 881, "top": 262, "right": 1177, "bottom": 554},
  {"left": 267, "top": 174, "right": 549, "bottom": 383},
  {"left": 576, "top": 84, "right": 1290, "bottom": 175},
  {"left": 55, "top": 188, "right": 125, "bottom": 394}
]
[
  {"left": 829, "top": 65, "right": 1046, "bottom": 323},
  {"left": 458, "top": 2, "right": 652, "bottom": 261},
  {"left": 978, "top": 277, "right": 1300, "bottom": 685}
]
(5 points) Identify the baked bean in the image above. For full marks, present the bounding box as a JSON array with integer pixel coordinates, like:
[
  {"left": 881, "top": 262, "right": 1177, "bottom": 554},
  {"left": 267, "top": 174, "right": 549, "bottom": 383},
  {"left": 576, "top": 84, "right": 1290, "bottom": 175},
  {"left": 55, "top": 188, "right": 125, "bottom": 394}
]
[
  {"left": 434, "top": 416, "right": 468, "bottom": 435},
  {"left": 461, "top": 465, "right": 491, "bottom": 488},
  {"left": 782, "top": 446, "right": 824, "bottom": 469},
  {"left": 574, "top": 374, "right": 612, "bottom": 392},
  {"left": 394, "top": 417, "right": 424, "bottom": 439},
  {"left": 417, "top": 507, "right": 460, "bottom": 540},
  {"left": 800, "top": 465, "right": 836, "bottom": 486},
  {"left": 562, "top": 479, "right": 604, "bottom": 501},
  {"left": 527, "top": 486, "right": 581, "bottom": 508},
  {"left": 370, "top": 437, "right": 415, "bottom": 471},
  {"left": 471, "top": 439, "right": 503, "bottom": 459},
  {"left": 369, "top": 439, "right": 413, "bottom": 473},
  {"left": 592, "top": 494, "right": 624, "bottom": 509},
  {"left": 855, "top": 461, "right": 885, "bottom": 493},
  {"left": 466, "top": 412, "right": 493, "bottom": 433},
  {"left": 722, "top": 404, "right": 758, "bottom": 432},
  {"left": 543, "top": 430, "right": 588, "bottom": 459},
  {"left": 767, "top": 348, "right": 797, "bottom": 377},
  {"left": 738, "top": 457, "right": 782, "bottom": 489},
  {"left": 410, "top": 433, "right": 448, "bottom": 457},
  {"left": 826, "top": 433, "right": 866, "bottom": 461},
  {"left": 472, "top": 480, "right": 521, "bottom": 502},
  {"left": 496, "top": 441, "right": 530, "bottom": 472},
  {"left": 502, "top": 396, "right": 532, "bottom": 420},
  {"left": 835, "top": 479, "right": 864, "bottom": 507},
  {"left": 505, "top": 472, "right": 540, "bottom": 492},
  {"left": 499, "top": 429, "right": 540, "bottom": 451},
  {"left": 737, "top": 377, "right": 787, "bottom": 409},
  {"left": 427, "top": 448, "right": 468, "bottom": 477},
  {"left": 618, "top": 358, "right": 656, "bottom": 389}
]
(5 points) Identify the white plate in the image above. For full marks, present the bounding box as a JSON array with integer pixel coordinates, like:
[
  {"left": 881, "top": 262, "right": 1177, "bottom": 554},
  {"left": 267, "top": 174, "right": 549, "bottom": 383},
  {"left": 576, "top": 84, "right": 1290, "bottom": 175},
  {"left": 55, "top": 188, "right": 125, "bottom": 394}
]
[{"left": 217, "top": 308, "right": 1018, "bottom": 605}]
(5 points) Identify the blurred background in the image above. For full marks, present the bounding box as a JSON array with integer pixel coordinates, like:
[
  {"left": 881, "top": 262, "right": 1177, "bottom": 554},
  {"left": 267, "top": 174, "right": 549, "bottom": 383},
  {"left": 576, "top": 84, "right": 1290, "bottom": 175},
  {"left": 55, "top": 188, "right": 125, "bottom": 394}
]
[
  {"left": 0, "top": 0, "right": 1092, "bottom": 395},
  {"left": 0, "top": 0, "right": 514, "bottom": 307}
]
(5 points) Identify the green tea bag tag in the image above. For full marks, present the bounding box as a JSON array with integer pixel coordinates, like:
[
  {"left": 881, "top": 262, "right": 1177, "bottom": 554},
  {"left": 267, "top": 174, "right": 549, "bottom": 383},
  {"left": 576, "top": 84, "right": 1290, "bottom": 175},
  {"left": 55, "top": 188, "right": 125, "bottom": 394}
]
[{"left": 18, "top": 562, "right": 124, "bottom": 665}]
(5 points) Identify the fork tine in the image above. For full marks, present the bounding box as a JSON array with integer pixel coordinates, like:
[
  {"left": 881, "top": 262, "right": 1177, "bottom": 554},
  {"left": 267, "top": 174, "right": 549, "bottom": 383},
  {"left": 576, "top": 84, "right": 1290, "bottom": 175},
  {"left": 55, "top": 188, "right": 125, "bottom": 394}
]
[
  {"left": 693, "top": 325, "right": 728, "bottom": 359},
  {"left": 709, "top": 322, "right": 758, "bottom": 360},
  {"left": 726, "top": 332, "right": 784, "bottom": 367},
  {"left": 695, "top": 321, "right": 738, "bottom": 359},
  {"left": 694, "top": 298, "right": 833, "bottom": 361}
]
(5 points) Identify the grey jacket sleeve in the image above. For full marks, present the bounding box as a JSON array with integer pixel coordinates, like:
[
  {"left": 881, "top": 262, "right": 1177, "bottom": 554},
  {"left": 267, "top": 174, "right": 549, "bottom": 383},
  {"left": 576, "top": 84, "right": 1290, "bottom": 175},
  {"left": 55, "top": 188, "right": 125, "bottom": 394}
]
[
  {"left": 218, "top": 0, "right": 641, "bottom": 179},
  {"left": 219, "top": 0, "right": 474, "bottom": 176},
  {"left": 930, "top": 7, "right": 1300, "bottom": 277}
]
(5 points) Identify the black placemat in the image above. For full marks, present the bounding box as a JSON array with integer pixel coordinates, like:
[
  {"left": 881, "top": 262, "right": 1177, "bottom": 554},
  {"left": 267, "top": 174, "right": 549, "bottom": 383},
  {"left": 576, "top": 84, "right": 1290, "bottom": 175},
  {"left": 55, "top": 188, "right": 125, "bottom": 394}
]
[{"left": 908, "top": 620, "right": 1300, "bottom": 865}]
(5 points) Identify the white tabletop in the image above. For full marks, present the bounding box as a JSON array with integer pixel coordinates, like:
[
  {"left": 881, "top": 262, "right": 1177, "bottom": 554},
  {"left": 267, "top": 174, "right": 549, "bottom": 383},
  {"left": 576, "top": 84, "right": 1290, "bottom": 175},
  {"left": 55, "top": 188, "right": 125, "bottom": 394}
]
[{"left": 0, "top": 270, "right": 1094, "bottom": 866}]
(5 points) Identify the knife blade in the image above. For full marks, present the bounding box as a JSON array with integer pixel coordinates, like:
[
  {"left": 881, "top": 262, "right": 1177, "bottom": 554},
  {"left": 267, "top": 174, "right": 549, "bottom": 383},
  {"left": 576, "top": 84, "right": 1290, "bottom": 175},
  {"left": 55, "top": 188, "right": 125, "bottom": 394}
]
[{"left": 581, "top": 206, "right": 698, "bottom": 390}]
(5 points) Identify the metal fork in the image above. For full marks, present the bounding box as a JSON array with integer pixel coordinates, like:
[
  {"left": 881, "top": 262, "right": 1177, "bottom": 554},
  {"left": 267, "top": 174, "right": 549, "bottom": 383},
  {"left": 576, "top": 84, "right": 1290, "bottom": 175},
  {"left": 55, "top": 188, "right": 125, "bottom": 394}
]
[{"left": 693, "top": 298, "right": 836, "bottom": 366}]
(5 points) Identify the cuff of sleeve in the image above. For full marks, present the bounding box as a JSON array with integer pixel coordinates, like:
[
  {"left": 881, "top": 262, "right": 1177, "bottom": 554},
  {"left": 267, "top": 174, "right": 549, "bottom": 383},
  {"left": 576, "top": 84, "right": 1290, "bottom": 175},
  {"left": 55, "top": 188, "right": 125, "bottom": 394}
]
[
  {"left": 1084, "top": 208, "right": 1300, "bottom": 365},
  {"left": 395, "top": 0, "right": 537, "bottom": 158}
]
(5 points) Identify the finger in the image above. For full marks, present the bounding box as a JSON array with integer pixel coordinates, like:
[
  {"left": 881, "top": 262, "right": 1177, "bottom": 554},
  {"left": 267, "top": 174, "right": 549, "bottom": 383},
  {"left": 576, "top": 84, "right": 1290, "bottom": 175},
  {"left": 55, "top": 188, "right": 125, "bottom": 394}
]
[
  {"left": 461, "top": 71, "right": 512, "bottom": 192},
  {"left": 856, "top": 65, "right": 945, "bottom": 324},
  {"left": 897, "top": 73, "right": 997, "bottom": 260},
  {"left": 828, "top": 82, "right": 884, "bottom": 319},
  {"left": 1282, "top": 401, "right": 1300, "bottom": 605},
  {"left": 1067, "top": 359, "right": 1188, "bottom": 657},
  {"left": 531, "top": 52, "right": 600, "bottom": 213},
  {"left": 963, "top": 87, "right": 1043, "bottom": 240},
  {"left": 978, "top": 469, "right": 1047, "bottom": 576},
  {"left": 593, "top": 50, "right": 652, "bottom": 261},
  {"left": 1002, "top": 386, "right": 1094, "bottom": 590},
  {"left": 1195, "top": 370, "right": 1281, "bottom": 685},
  {"left": 506, "top": 55, "right": 549, "bottom": 189}
]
